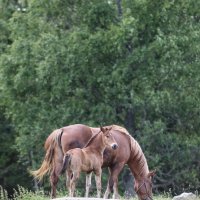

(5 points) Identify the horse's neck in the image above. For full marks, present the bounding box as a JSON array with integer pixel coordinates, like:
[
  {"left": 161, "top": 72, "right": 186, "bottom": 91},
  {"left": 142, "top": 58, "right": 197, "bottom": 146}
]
[
  {"left": 87, "top": 133, "right": 105, "bottom": 154},
  {"left": 128, "top": 138, "right": 149, "bottom": 180}
]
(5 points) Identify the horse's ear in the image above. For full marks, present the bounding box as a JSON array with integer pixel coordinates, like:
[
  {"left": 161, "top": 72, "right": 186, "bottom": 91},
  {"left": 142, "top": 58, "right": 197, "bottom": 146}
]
[{"left": 147, "top": 169, "right": 156, "bottom": 178}]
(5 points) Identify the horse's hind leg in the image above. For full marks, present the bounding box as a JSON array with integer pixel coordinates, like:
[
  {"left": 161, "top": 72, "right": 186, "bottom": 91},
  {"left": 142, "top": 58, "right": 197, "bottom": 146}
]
[
  {"left": 85, "top": 172, "right": 92, "bottom": 197},
  {"left": 50, "top": 147, "right": 63, "bottom": 198},
  {"left": 50, "top": 162, "right": 63, "bottom": 198},
  {"left": 50, "top": 171, "right": 57, "bottom": 198}
]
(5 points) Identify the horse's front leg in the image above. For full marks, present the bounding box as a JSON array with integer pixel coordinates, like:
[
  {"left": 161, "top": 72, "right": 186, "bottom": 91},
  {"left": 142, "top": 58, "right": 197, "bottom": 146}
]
[
  {"left": 95, "top": 169, "right": 102, "bottom": 198},
  {"left": 103, "top": 168, "right": 111, "bottom": 199},
  {"left": 104, "top": 163, "right": 124, "bottom": 199},
  {"left": 85, "top": 172, "right": 92, "bottom": 197}
]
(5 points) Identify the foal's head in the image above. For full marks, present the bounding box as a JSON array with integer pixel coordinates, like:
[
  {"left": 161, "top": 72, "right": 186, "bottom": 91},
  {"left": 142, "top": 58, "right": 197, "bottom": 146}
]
[
  {"left": 100, "top": 127, "right": 118, "bottom": 150},
  {"left": 134, "top": 170, "right": 156, "bottom": 200}
]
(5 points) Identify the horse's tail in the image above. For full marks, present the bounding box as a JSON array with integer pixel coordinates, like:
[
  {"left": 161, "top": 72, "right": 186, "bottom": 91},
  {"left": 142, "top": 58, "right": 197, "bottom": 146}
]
[
  {"left": 61, "top": 153, "right": 71, "bottom": 174},
  {"left": 30, "top": 129, "right": 63, "bottom": 181}
]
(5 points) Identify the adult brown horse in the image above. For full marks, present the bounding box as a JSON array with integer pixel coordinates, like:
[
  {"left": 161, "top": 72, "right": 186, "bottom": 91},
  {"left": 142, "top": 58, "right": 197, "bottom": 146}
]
[{"left": 31, "top": 124, "right": 155, "bottom": 200}]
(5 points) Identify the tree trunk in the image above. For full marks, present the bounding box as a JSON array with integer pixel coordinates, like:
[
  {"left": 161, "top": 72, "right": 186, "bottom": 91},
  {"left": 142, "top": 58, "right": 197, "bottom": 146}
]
[
  {"left": 116, "top": 0, "right": 122, "bottom": 17},
  {"left": 122, "top": 168, "right": 136, "bottom": 198}
]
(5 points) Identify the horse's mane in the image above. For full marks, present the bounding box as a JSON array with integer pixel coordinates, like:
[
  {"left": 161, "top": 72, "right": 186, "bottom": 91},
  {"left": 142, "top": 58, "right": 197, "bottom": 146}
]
[
  {"left": 84, "top": 130, "right": 101, "bottom": 148},
  {"left": 105, "top": 124, "right": 130, "bottom": 136},
  {"left": 107, "top": 125, "right": 149, "bottom": 176}
]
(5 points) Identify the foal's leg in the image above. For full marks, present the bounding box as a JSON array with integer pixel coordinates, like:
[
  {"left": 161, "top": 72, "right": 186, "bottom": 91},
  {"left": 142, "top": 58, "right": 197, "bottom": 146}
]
[
  {"left": 95, "top": 169, "right": 102, "bottom": 198},
  {"left": 70, "top": 171, "right": 80, "bottom": 197},
  {"left": 104, "top": 163, "right": 124, "bottom": 199},
  {"left": 66, "top": 170, "right": 72, "bottom": 195},
  {"left": 85, "top": 172, "right": 92, "bottom": 197}
]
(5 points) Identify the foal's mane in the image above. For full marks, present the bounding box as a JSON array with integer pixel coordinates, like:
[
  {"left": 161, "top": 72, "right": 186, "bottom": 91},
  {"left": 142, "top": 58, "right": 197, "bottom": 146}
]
[{"left": 84, "top": 130, "right": 101, "bottom": 148}]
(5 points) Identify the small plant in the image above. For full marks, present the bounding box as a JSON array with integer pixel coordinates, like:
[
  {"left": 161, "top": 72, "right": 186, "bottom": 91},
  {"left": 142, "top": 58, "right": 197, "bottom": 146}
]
[
  {"left": 12, "top": 186, "right": 48, "bottom": 200},
  {"left": 0, "top": 186, "right": 9, "bottom": 200},
  {"left": 0, "top": 185, "right": 49, "bottom": 200}
]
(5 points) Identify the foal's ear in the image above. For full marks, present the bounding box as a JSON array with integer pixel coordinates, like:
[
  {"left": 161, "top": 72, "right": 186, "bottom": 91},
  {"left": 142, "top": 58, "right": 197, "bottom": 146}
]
[
  {"left": 147, "top": 169, "right": 156, "bottom": 178},
  {"left": 100, "top": 126, "right": 106, "bottom": 133}
]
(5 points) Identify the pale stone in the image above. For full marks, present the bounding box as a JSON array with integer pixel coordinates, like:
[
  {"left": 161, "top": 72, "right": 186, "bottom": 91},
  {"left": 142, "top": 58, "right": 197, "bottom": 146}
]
[{"left": 172, "top": 192, "right": 197, "bottom": 200}]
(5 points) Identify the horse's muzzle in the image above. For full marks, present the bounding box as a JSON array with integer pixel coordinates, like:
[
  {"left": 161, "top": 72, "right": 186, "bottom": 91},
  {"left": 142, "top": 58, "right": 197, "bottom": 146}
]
[{"left": 112, "top": 144, "right": 118, "bottom": 150}]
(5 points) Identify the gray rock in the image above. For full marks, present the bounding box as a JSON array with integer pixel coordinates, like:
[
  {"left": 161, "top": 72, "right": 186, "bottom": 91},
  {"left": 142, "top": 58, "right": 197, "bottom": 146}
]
[{"left": 172, "top": 192, "right": 197, "bottom": 200}]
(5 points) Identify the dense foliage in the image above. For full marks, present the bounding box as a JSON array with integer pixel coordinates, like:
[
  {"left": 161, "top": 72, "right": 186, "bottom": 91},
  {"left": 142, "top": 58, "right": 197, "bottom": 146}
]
[{"left": 0, "top": 0, "right": 200, "bottom": 196}]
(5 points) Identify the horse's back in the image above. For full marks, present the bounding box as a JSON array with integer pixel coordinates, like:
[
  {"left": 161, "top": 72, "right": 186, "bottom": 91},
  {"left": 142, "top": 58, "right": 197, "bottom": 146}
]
[
  {"left": 61, "top": 124, "right": 93, "bottom": 153},
  {"left": 45, "top": 124, "right": 132, "bottom": 168}
]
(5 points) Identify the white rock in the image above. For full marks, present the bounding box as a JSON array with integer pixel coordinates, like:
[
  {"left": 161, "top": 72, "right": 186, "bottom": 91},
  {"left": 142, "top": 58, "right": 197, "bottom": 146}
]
[{"left": 172, "top": 192, "right": 197, "bottom": 200}]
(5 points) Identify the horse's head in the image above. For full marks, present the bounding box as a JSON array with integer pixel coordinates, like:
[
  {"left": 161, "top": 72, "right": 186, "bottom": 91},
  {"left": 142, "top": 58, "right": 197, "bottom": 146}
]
[
  {"left": 134, "top": 170, "right": 156, "bottom": 200},
  {"left": 100, "top": 127, "right": 118, "bottom": 150}
]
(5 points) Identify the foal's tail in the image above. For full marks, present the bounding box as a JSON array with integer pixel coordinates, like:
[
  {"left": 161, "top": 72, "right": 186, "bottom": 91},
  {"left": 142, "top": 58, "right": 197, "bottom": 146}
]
[
  {"left": 61, "top": 153, "right": 71, "bottom": 174},
  {"left": 30, "top": 129, "right": 63, "bottom": 181}
]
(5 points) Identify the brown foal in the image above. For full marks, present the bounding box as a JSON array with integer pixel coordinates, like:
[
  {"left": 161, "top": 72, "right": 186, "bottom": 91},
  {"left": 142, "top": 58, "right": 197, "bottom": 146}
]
[{"left": 61, "top": 127, "right": 118, "bottom": 198}]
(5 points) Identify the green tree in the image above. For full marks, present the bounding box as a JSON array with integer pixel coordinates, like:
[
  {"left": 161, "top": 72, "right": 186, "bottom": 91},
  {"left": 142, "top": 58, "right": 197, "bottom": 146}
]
[{"left": 0, "top": 0, "right": 200, "bottom": 195}]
